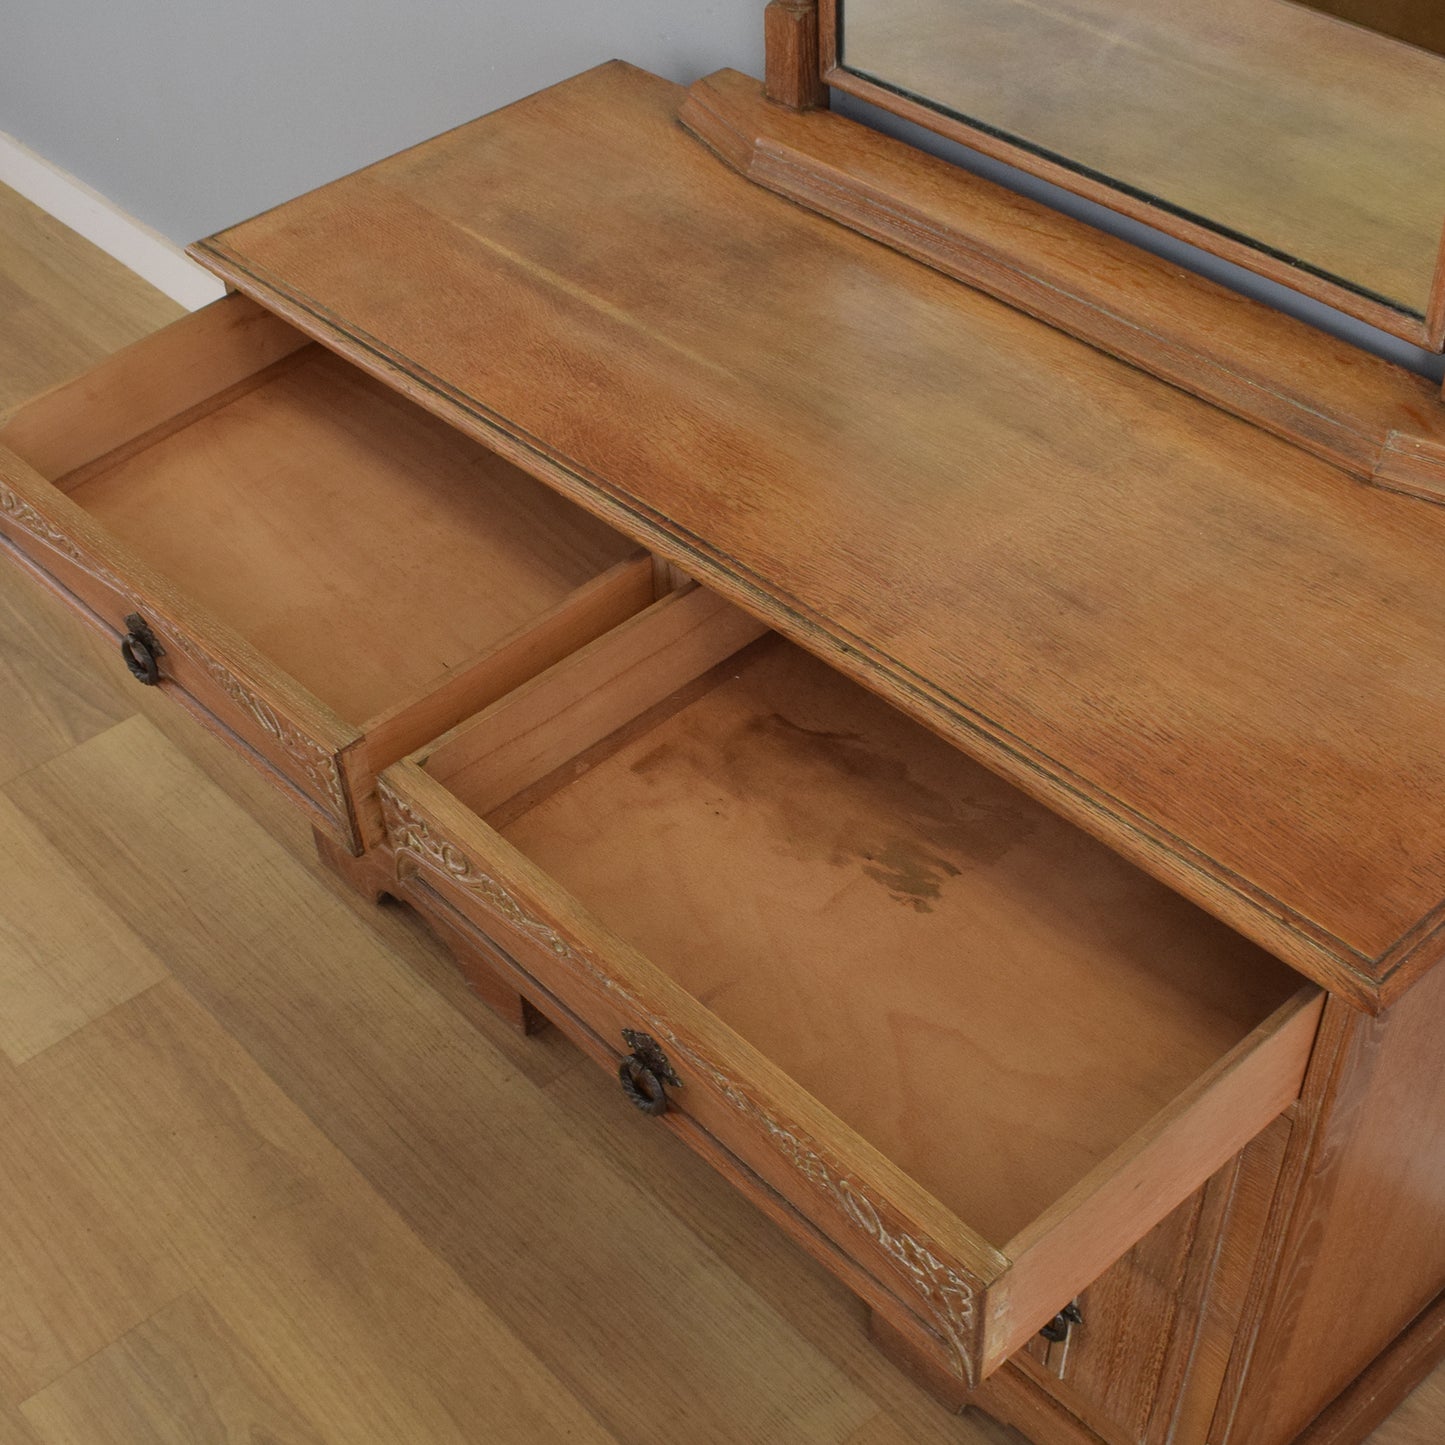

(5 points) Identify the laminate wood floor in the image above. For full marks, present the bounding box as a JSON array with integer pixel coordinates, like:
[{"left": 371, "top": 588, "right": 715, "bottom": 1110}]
[{"left": 0, "top": 179, "right": 1439, "bottom": 1444}]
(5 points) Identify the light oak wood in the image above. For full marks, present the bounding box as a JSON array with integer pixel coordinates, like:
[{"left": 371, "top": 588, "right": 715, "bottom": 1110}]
[
  {"left": 1166, "top": 1121, "right": 1292, "bottom": 1441},
  {"left": 3, "top": 969, "right": 624, "bottom": 1443},
  {"left": 0, "top": 184, "right": 171, "bottom": 787},
  {"left": 968, "top": 1365, "right": 1114, "bottom": 1445},
  {"left": 398, "top": 867, "right": 1290, "bottom": 1440},
  {"left": 358, "top": 550, "right": 655, "bottom": 773},
  {"left": 1296, "top": 1292, "right": 1445, "bottom": 1445},
  {"left": 0, "top": 1013, "right": 189, "bottom": 1405},
  {"left": 62, "top": 343, "right": 636, "bottom": 725},
  {"left": 0, "top": 297, "right": 644, "bottom": 850},
  {"left": 400, "top": 891, "right": 545, "bottom": 1034},
  {"left": 7, "top": 716, "right": 890, "bottom": 1444},
  {"left": 0, "top": 553, "right": 132, "bottom": 787},
  {"left": 0, "top": 1411, "right": 42, "bottom": 1445},
  {"left": 0, "top": 417, "right": 362, "bottom": 840},
  {"left": 425, "top": 582, "right": 770, "bottom": 810},
  {"left": 309, "top": 814, "right": 546, "bottom": 1036},
  {"left": 765, "top": 0, "right": 830, "bottom": 109},
  {"left": 0, "top": 292, "right": 307, "bottom": 479},
  {"left": 381, "top": 621, "right": 1319, "bottom": 1384},
  {"left": 828, "top": 0, "right": 1445, "bottom": 345},
  {"left": 310, "top": 823, "right": 397, "bottom": 905},
  {"left": 1302, "top": 0, "right": 1445, "bottom": 56},
  {"left": 534, "top": 985, "right": 1003, "bottom": 1443},
  {"left": 0, "top": 183, "right": 181, "bottom": 415},
  {"left": 19, "top": 1292, "right": 329, "bottom": 1444},
  {"left": 189, "top": 62, "right": 1445, "bottom": 1010},
  {"left": 866, "top": 1117, "right": 1293, "bottom": 1440},
  {"left": 1212, "top": 962, "right": 1445, "bottom": 1443},
  {"left": 997, "top": 996, "right": 1316, "bottom": 1373},
  {"left": 679, "top": 70, "right": 1445, "bottom": 504},
  {"left": 843, "top": 1408, "right": 1022, "bottom": 1445},
  {"left": 0, "top": 792, "right": 167, "bottom": 1063},
  {"left": 3, "top": 175, "right": 1443, "bottom": 1445},
  {"left": 479, "top": 632, "right": 1304, "bottom": 1244},
  {"left": 1019, "top": 1119, "right": 1291, "bottom": 1444}
]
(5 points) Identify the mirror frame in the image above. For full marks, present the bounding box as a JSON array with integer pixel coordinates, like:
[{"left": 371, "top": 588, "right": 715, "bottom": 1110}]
[{"left": 815, "top": 0, "right": 1445, "bottom": 351}]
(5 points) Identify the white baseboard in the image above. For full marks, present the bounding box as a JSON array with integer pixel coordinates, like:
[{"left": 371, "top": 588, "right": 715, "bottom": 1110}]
[{"left": 0, "top": 131, "right": 225, "bottom": 311}]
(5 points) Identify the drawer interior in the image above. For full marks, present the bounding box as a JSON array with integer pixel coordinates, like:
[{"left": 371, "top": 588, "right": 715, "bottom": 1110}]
[
  {"left": 422, "top": 597, "right": 1306, "bottom": 1248},
  {"left": 60, "top": 346, "right": 634, "bottom": 726},
  {"left": 6, "top": 296, "right": 639, "bottom": 734}
]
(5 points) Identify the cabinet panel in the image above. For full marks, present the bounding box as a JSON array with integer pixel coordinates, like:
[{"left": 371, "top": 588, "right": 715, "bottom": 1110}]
[
  {"left": 1219, "top": 966, "right": 1445, "bottom": 1444},
  {"left": 1016, "top": 1119, "right": 1290, "bottom": 1445}
]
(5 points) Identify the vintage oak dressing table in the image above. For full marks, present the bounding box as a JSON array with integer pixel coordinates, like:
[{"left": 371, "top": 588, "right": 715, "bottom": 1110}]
[{"left": 2, "top": 5, "right": 1444, "bottom": 1442}]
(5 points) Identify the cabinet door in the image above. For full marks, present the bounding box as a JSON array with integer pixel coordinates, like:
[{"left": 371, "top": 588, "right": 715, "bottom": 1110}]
[{"left": 1016, "top": 1118, "right": 1291, "bottom": 1445}]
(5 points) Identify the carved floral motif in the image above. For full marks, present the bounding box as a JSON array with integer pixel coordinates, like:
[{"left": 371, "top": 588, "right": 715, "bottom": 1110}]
[
  {"left": 703, "top": 1069, "right": 979, "bottom": 1382},
  {"left": 164, "top": 629, "right": 349, "bottom": 820},
  {"left": 378, "top": 776, "right": 980, "bottom": 1382},
  {"left": 0, "top": 479, "right": 348, "bottom": 823},
  {"left": 0, "top": 481, "right": 130, "bottom": 594},
  {"left": 381, "top": 780, "right": 580, "bottom": 964}
]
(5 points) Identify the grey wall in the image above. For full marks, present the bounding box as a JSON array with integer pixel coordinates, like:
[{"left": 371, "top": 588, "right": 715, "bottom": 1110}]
[{"left": 1, "top": 1, "right": 763, "bottom": 243}]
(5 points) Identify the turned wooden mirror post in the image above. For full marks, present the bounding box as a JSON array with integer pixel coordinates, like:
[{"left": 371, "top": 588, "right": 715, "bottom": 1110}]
[{"left": 765, "top": 0, "right": 829, "bottom": 109}]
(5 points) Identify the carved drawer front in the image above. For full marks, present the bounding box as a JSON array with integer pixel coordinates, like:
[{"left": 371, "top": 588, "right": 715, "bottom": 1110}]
[
  {"left": 0, "top": 293, "right": 651, "bottom": 851},
  {"left": 378, "top": 582, "right": 1324, "bottom": 1391}
]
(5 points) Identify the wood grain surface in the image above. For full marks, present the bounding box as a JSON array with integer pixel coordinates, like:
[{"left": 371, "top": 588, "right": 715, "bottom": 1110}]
[
  {"left": 0, "top": 282, "right": 644, "bottom": 854},
  {"left": 0, "top": 445, "right": 982, "bottom": 1444},
  {"left": 491, "top": 635, "right": 1300, "bottom": 1244},
  {"left": 0, "top": 186, "right": 181, "bottom": 416},
  {"left": 0, "top": 178, "right": 1020, "bottom": 1444},
  {"left": 766, "top": 0, "right": 830, "bottom": 108},
  {"left": 1212, "top": 966, "right": 1445, "bottom": 1444},
  {"left": 2, "top": 149, "right": 1441, "bottom": 1443},
  {"left": 63, "top": 344, "right": 634, "bottom": 725},
  {"left": 679, "top": 70, "right": 1445, "bottom": 504},
  {"left": 191, "top": 63, "right": 1445, "bottom": 1010},
  {"left": 1302, "top": 0, "right": 1445, "bottom": 55}
]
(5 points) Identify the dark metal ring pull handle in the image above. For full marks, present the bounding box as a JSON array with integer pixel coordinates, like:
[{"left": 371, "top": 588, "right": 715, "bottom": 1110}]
[
  {"left": 120, "top": 614, "right": 163, "bottom": 686},
  {"left": 618, "top": 1054, "right": 669, "bottom": 1116},
  {"left": 1038, "top": 1301, "right": 1084, "bottom": 1344},
  {"left": 617, "top": 1028, "right": 681, "bottom": 1118}
]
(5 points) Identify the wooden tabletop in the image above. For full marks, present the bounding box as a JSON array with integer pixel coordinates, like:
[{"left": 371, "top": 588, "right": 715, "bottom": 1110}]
[{"left": 191, "top": 62, "right": 1445, "bottom": 1010}]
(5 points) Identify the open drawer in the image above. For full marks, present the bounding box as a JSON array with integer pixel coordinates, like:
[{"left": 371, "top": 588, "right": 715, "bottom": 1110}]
[
  {"left": 377, "top": 583, "right": 1324, "bottom": 1389},
  {"left": 0, "top": 294, "right": 650, "bottom": 850}
]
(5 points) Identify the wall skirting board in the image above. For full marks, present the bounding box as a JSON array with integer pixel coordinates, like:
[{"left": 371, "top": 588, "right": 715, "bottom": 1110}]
[{"left": 0, "top": 130, "right": 224, "bottom": 310}]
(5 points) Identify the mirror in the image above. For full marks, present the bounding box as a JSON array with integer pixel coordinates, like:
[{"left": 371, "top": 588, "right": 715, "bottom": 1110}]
[{"left": 828, "top": 0, "right": 1445, "bottom": 347}]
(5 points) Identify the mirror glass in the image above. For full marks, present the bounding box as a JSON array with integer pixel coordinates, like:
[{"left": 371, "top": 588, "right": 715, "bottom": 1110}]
[{"left": 837, "top": 0, "right": 1445, "bottom": 333}]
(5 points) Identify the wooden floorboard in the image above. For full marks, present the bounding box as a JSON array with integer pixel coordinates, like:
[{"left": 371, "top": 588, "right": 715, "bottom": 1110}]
[
  {"left": 1371, "top": 1371, "right": 1445, "bottom": 1445},
  {"left": 0, "top": 183, "right": 180, "bottom": 414},
  {"left": 0, "top": 791, "right": 168, "bottom": 1064},
  {"left": 0, "top": 176, "right": 1438, "bottom": 1443}
]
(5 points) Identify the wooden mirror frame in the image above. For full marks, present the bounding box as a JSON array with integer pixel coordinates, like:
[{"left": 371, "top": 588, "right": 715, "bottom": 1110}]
[
  {"left": 675, "top": 2, "right": 1445, "bottom": 503},
  {"left": 788, "top": 0, "right": 1445, "bottom": 351}
]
